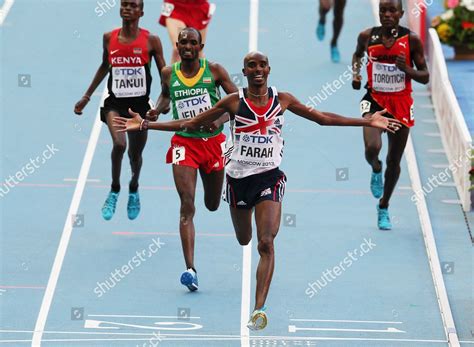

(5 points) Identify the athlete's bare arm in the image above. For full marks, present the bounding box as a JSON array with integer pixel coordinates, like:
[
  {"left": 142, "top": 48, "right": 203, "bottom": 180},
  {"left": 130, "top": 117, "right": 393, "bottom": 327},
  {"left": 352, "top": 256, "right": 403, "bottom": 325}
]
[
  {"left": 145, "top": 35, "right": 169, "bottom": 120},
  {"left": 352, "top": 28, "right": 371, "bottom": 90},
  {"left": 114, "top": 93, "right": 240, "bottom": 133},
  {"left": 279, "top": 92, "right": 402, "bottom": 133},
  {"left": 74, "top": 32, "right": 111, "bottom": 115},
  {"left": 395, "top": 33, "right": 429, "bottom": 84},
  {"left": 208, "top": 62, "right": 239, "bottom": 128},
  {"left": 147, "top": 65, "right": 172, "bottom": 120}
]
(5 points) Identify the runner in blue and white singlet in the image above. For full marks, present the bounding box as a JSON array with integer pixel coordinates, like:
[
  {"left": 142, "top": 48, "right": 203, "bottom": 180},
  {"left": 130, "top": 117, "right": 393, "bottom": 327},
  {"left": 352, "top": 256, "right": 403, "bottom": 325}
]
[{"left": 114, "top": 51, "right": 402, "bottom": 331}]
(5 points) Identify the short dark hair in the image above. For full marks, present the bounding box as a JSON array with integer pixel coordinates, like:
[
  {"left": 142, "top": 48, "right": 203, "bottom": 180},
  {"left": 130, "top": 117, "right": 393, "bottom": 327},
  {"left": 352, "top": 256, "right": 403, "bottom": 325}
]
[{"left": 179, "top": 27, "right": 202, "bottom": 44}]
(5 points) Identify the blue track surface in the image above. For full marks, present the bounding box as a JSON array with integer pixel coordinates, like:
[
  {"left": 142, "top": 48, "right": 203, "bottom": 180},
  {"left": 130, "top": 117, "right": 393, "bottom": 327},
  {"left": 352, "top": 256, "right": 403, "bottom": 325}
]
[{"left": 1, "top": 1, "right": 472, "bottom": 346}]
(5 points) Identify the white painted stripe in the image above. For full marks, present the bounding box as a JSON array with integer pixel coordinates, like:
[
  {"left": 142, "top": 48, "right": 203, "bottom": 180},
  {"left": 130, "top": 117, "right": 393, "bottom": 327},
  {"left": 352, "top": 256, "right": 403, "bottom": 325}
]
[
  {"left": 240, "top": 1, "right": 259, "bottom": 346},
  {"left": 366, "top": 2, "right": 460, "bottom": 346},
  {"left": 289, "top": 326, "right": 405, "bottom": 333},
  {"left": 405, "top": 136, "right": 460, "bottom": 347},
  {"left": 63, "top": 178, "right": 101, "bottom": 183},
  {"left": 31, "top": 87, "right": 107, "bottom": 347},
  {"left": 0, "top": 0, "right": 15, "bottom": 26},
  {"left": 441, "top": 199, "right": 462, "bottom": 205},
  {"left": 88, "top": 314, "right": 200, "bottom": 319},
  {"left": 289, "top": 319, "right": 402, "bottom": 324},
  {"left": 0, "top": 337, "right": 453, "bottom": 344}
]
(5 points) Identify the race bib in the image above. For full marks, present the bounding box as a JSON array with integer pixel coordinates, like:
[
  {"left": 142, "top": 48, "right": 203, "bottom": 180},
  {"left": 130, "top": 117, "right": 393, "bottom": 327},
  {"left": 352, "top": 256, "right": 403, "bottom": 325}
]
[
  {"left": 233, "top": 134, "right": 282, "bottom": 168},
  {"left": 112, "top": 66, "right": 146, "bottom": 98},
  {"left": 176, "top": 92, "right": 212, "bottom": 119},
  {"left": 161, "top": 2, "right": 174, "bottom": 17},
  {"left": 172, "top": 146, "right": 185, "bottom": 164},
  {"left": 360, "top": 100, "right": 371, "bottom": 115},
  {"left": 372, "top": 62, "right": 406, "bottom": 93}
]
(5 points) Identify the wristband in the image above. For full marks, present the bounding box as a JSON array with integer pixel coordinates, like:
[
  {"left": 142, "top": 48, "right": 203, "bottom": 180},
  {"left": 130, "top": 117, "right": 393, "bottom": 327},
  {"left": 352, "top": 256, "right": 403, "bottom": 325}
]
[
  {"left": 83, "top": 95, "right": 91, "bottom": 101},
  {"left": 140, "top": 119, "right": 149, "bottom": 131}
]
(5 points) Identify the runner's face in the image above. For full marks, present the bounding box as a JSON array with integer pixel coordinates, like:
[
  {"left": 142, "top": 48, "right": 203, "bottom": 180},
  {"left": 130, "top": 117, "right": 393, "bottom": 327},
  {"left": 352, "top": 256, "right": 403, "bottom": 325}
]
[
  {"left": 120, "top": 0, "right": 143, "bottom": 21},
  {"left": 379, "top": 0, "right": 403, "bottom": 28},
  {"left": 243, "top": 54, "right": 270, "bottom": 87},
  {"left": 177, "top": 31, "right": 203, "bottom": 61}
]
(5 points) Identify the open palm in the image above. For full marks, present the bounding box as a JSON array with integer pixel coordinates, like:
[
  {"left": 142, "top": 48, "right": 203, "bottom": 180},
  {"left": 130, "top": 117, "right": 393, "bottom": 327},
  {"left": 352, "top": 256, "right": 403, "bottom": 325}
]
[{"left": 113, "top": 108, "right": 143, "bottom": 133}]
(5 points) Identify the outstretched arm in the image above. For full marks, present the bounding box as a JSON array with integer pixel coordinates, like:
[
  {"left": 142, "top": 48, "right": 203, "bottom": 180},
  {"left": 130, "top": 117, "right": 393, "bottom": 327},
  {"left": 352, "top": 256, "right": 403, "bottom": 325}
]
[
  {"left": 280, "top": 92, "right": 402, "bottom": 132},
  {"left": 113, "top": 93, "right": 239, "bottom": 133}
]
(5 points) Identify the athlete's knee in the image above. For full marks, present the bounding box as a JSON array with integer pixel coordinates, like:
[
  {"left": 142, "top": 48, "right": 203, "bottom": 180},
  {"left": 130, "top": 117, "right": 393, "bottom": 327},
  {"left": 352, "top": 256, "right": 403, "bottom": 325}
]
[
  {"left": 112, "top": 142, "right": 126, "bottom": 155},
  {"left": 365, "top": 142, "right": 381, "bottom": 157},
  {"left": 257, "top": 235, "right": 275, "bottom": 256},
  {"left": 128, "top": 150, "right": 142, "bottom": 163},
  {"left": 237, "top": 233, "right": 252, "bottom": 246},
  {"left": 204, "top": 198, "right": 220, "bottom": 212},
  {"left": 179, "top": 196, "right": 196, "bottom": 221}
]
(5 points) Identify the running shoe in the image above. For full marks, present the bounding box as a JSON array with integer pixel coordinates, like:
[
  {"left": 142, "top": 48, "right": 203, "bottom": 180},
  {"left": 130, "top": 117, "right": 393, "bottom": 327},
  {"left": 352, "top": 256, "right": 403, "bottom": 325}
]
[
  {"left": 180, "top": 268, "right": 198, "bottom": 292},
  {"left": 377, "top": 204, "right": 392, "bottom": 230},
  {"left": 127, "top": 191, "right": 141, "bottom": 220},
  {"left": 247, "top": 306, "right": 268, "bottom": 331},
  {"left": 370, "top": 168, "right": 384, "bottom": 199},
  {"left": 102, "top": 191, "right": 119, "bottom": 221},
  {"left": 316, "top": 22, "right": 325, "bottom": 41},
  {"left": 330, "top": 45, "right": 340, "bottom": 63}
]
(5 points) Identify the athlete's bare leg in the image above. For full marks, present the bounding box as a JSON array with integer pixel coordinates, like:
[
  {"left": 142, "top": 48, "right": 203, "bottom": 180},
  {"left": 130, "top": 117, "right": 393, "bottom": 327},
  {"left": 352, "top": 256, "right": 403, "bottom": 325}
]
[
  {"left": 166, "top": 18, "right": 207, "bottom": 63},
  {"left": 127, "top": 130, "right": 147, "bottom": 192},
  {"left": 106, "top": 111, "right": 127, "bottom": 192},
  {"left": 363, "top": 114, "right": 384, "bottom": 173},
  {"left": 318, "top": 0, "right": 332, "bottom": 25},
  {"left": 230, "top": 206, "right": 253, "bottom": 246},
  {"left": 199, "top": 168, "right": 225, "bottom": 211},
  {"left": 166, "top": 17, "right": 186, "bottom": 63},
  {"left": 331, "top": 0, "right": 346, "bottom": 47},
  {"left": 173, "top": 165, "right": 198, "bottom": 269},
  {"left": 379, "top": 126, "right": 410, "bottom": 208},
  {"left": 254, "top": 200, "right": 281, "bottom": 310}
]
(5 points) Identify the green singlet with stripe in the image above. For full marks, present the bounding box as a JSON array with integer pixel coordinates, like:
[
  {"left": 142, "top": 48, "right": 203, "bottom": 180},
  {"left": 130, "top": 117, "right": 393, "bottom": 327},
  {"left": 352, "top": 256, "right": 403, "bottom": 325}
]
[{"left": 170, "top": 58, "right": 222, "bottom": 138}]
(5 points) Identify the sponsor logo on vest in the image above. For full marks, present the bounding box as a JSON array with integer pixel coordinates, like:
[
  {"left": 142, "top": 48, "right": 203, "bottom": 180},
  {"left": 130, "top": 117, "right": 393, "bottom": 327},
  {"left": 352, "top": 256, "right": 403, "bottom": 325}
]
[
  {"left": 133, "top": 47, "right": 142, "bottom": 54},
  {"left": 111, "top": 56, "right": 143, "bottom": 65}
]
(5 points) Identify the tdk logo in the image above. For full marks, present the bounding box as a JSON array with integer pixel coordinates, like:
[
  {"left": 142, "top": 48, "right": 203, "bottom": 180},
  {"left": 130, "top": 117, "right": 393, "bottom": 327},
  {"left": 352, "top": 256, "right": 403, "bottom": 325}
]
[
  {"left": 114, "top": 67, "right": 143, "bottom": 76},
  {"left": 178, "top": 95, "right": 208, "bottom": 109},
  {"left": 242, "top": 135, "right": 273, "bottom": 144},
  {"left": 376, "top": 64, "right": 398, "bottom": 72}
]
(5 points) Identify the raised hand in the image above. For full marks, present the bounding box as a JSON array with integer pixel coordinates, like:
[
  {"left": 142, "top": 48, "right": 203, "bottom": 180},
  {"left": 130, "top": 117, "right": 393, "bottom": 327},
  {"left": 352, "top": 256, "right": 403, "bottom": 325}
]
[
  {"left": 113, "top": 108, "right": 144, "bottom": 133},
  {"left": 367, "top": 109, "right": 403, "bottom": 134}
]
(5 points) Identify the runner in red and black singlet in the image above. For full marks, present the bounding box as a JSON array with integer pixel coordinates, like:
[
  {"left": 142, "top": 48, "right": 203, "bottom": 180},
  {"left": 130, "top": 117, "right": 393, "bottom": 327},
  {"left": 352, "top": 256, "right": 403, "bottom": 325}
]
[
  {"left": 74, "top": 0, "right": 166, "bottom": 221},
  {"left": 114, "top": 51, "right": 402, "bottom": 331},
  {"left": 352, "top": 0, "right": 429, "bottom": 230}
]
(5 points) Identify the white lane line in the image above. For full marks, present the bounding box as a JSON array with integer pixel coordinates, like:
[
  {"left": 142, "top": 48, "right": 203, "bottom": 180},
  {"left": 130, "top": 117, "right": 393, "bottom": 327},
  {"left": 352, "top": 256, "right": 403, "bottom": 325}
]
[
  {"left": 63, "top": 178, "right": 101, "bottom": 183},
  {"left": 87, "top": 314, "right": 201, "bottom": 319},
  {"left": 367, "top": 2, "right": 460, "bottom": 346},
  {"left": 0, "top": 0, "right": 15, "bottom": 26},
  {"left": 0, "top": 337, "right": 451, "bottom": 344},
  {"left": 289, "top": 319, "right": 402, "bottom": 324},
  {"left": 31, "top": 87, "right": 107, "bottom": 347},
  {"left": 241, "top": 1, "right": 259, "bottom": 346},
  {"left": 289, "top": 326, "right": 405, "bottom": 333}
]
